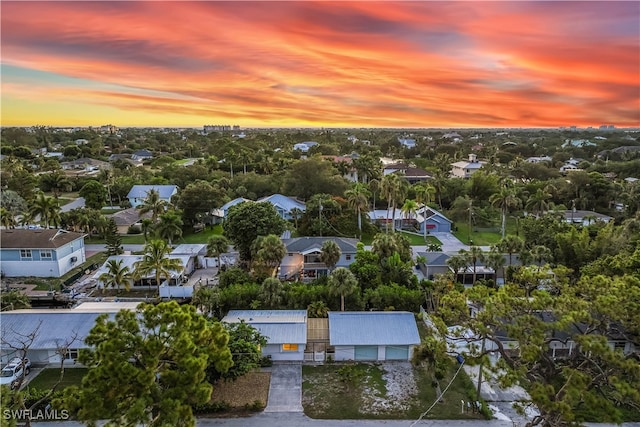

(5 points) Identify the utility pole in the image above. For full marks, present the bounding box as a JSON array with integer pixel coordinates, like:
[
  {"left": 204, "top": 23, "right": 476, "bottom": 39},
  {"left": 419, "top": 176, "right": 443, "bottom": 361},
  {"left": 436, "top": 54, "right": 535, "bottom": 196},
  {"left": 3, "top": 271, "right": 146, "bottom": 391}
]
[
  {"left": 319, "top": 202, "right": 323, "bottom": 237},
  {"left": 468, "top": 199, "right": 473, "bottom": 245},
  {"left": 476, "top": 336, "right": 486, "bottom": 400}
]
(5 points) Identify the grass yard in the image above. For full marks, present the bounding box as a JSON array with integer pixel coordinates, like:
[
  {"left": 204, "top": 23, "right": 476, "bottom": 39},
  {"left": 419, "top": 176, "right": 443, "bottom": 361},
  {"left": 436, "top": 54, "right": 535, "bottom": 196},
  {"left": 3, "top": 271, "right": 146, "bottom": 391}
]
[
  {"left": 302, "top": 362, "right": 486, "bottom": 420},
  {"left": 209, "top": 371, "right": 270, "bottom": 408},
  {"left": 86, "top": 224, "right": 224, "bottom": 245},
  {"left": 27, "top": 368, "right": 88, "bottom": 391}
]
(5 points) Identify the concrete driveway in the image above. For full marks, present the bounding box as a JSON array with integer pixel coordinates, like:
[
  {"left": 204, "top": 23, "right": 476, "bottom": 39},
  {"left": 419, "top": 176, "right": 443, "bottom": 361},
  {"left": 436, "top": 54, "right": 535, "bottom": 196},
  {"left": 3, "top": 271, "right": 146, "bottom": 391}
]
[{"left": 264, "top": 363, "right": 303, "bottom": 413}]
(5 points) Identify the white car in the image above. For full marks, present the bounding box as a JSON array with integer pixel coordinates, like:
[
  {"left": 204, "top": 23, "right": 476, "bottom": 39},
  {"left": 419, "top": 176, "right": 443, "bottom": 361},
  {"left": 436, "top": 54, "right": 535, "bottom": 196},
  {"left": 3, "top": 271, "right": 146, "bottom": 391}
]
[{"left": 0, "top": 358, "right": 31, "bottom": 390}]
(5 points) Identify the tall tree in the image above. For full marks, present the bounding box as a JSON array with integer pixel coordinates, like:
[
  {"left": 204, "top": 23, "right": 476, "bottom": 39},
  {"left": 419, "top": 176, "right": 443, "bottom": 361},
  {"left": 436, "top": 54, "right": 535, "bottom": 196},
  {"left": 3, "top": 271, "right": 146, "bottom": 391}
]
[
  {"left": 78, "top": 180, "right": 107, "bottom": 210},
  {"left": 40, "top": 171, "right": 71, "bottom": 199},
  {"left": 0, "top": 207, "right": 16, "bottom": 229},
  {"left": 400, "top": 199, "right": 419, "bottom": 227},
  {"left": 138, "top": 189, "right": 168, "bottom": 223},
  {"left": 98, "top": 259, "right": 133, "bottom": 292},
  {"left": 207, "top": 235, "right": 229, "bottom": 268},
  {"left": 320, "top": 239, "right": 342, "bottom": 273},
  {"left": 260, "top": 277, "right": 284, "bottom": 308},
  {"left": 489, "top": 185, "right": 521, "bottom": 238},
  {"left": 251, "top": 234, "right": 287, "bottom": 277},
  {"left": 459, "top": 246, "right": 485, "bottom": 284},
  {"left": 497, "top": 235, "right": 524, "bottom": 266},
  {"left": 210, "top": 321, "right": 266, "bottom": 382},
  {"left": 371, "top": 232, "right": 412, "bottom": 264},
  {"left": 60, "top": 301, "right": 233, "bottom": 427},
  {"left": 104, "top": 218, "right": 124, "bottom": 256},
  {"left": 328, "top": 267, "right": 358, "bottom": 311},
  {"left": 224, "top": 202, "right": 286, "bottom": 267},
  {"left": 28, "top": 192, "right": 60, "bottom": 228},
  {"left": 155, "top": 210, "right": 183, "bottom": 246},
  {"left": 345, "top": 183, "right": 370, "bottom": 237},
  {"left": 525, "top": 188, "right": 552, "bottom": 217},
  {"left": 133, "top": 239, "right": 184, "bottom": 295}
]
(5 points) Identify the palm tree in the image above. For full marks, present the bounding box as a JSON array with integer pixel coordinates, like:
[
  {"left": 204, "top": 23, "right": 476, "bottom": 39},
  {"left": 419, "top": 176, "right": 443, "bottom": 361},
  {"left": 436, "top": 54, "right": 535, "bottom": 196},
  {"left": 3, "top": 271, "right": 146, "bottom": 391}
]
[
  {"left": 381, "top": 173, "right": 400, "bottom": 232},
  {"left": 489, "top": 185, "right": 521, "bottom": 238},
  {"left": 459, "top": 246, "right": 485, "bottom": 284},
  {"left": 40, "top": 172, "right": 70, "bottom": 199},
  {"left": 290, "top": 207, "right": 304, "bottom": 230},
  {"left": 140, "top": 218, "right": 154, "bottom": 242},
  {"left": 328, "top": 267, "right": 358, "bottom": 311},
  {"left": 29, "top": 192, "right": 61, "bottom": 228},
  {"left": 446, "top": 255, "right": 467, "bottom": 283},
  {"left": 98, "top": 259, "right": 133, "bottom": 293},
  {"left": 484, "top": 249, "right": 505, "bottom": 287},
  {"left": 320, "top": 240, "right": 342, "bottom": 273},
  {"left": 400, "top": 199, "right": 419, "bottom": 230},
  {"left": 138, "top": 189, "right": 168, "bottom": 222},
  {"left": 531, "top": 245, "right": 553, "bottom": 267},
  {"left": 133, "top": 239, "right": 184, "bottom": 295},
  {"left": 260, "top": 277, "right": 284, "bottom": 308},
  {"left": 155, "top": 210, "right": 183, "bottom": 246},
  {"left": 525, "top": 188, "right": 552, "bottom": 217},
  {"left": 307, "top": 301, "right": 329, "bottom": 318},
  {"left": 207, "top": 235, "right": 229, "bottom": 268},
  {"left": 0, "top": 207, "right": 16, "bottom": 229},
  {"left": 252, "top": 234, "right": 287, "bottom": 277},
  {"left": 367, "top": 178, "right": 380, "bottom": 210},
  {"left": 345, "top": 183, "right": 370, "bottom": 237},
  {"left": 497, "top": 235, "right": 524, "bottom": 266}
]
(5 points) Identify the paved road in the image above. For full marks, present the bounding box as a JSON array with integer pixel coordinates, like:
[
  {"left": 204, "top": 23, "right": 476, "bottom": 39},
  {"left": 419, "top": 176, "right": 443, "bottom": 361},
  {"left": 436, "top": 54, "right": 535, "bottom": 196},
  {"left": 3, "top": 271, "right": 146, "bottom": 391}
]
[
  {"left": 264, "top": 364, "right": 303, "bottom": 412},
  {"left": 60, "top": 197, "right": 86, "bottom": 213}
]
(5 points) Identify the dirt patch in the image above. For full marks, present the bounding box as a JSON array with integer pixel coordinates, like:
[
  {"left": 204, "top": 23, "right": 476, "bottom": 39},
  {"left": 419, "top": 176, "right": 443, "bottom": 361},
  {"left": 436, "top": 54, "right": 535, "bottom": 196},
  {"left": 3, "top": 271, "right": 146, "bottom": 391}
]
[{"left": 210, "top": 370, "right": 270, "bottom": 408}]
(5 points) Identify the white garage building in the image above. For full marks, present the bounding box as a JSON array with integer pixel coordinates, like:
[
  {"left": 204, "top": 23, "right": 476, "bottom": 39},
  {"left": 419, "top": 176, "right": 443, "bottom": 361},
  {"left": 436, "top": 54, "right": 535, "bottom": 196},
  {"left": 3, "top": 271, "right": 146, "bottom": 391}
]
[{"left": 329, "top": 311, "right": 421, "bottom": 361}]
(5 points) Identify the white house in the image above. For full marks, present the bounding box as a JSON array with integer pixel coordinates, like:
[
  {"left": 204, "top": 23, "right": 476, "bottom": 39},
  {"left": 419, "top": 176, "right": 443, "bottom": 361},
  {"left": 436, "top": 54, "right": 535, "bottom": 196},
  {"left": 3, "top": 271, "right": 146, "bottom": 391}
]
[
  {"left": 293, "top": 141, "right": 319, "bottom": 152},
  {"left": 0, "top": 303, "right": 140, "bottom": 365},
  {"left": 526, "top": 156, "right": 552, "bottom": 164},
  {"left": 451, "top": 154, "right": 485, "bottom": 178},
  {"left": 222, "top": 310, "right": 307, "bottom": 361},
  {"left": 0, "top": 229, "right": 86, "bottom": 278},
  {"left": 329, "top": 311, "right": 421, "bottom": 361},
  {"left": 127, "top": 185, "right": 178, "bottom": 208},
  {"left": 560, "top": 210, "right": 613, "bottom": 226},
  {"left": 257, "top": 194, "right": 306, "bottom": 220}
]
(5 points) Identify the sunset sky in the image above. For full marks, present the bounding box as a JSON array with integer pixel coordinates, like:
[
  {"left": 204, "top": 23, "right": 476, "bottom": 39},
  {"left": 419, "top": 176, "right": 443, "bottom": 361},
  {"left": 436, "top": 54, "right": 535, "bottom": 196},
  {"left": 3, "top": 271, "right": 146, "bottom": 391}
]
[{"left": 1, "top": 1, "right": 639, "bottom": 128}]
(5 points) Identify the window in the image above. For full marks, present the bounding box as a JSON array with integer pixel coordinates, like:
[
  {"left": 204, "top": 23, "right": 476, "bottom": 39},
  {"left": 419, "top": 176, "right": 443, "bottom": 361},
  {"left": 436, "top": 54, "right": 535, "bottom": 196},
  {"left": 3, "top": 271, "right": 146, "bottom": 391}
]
[
  {"left": 20, "top": 250, "right": 32, "bottom": 260},
  {"left": 282, "top": 344, "right": 298, "bottom": 352},
  {"left": 40, "top": 250, "right": 53, "bottom": 260},
  {"left": 345, "top": 254, "right": 352, "bottom": 261},
  {"left": 65, "top": 349, "right": 79, "bottom": 360}
]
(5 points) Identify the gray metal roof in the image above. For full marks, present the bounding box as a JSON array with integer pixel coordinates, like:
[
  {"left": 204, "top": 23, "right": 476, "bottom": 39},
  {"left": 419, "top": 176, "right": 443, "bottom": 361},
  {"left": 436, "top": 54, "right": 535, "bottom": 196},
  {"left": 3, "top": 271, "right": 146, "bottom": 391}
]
[
  {"left": 222, "top": 310, "right": 307, "bottom": 344},
  {"left": 127, "top": 185, "right": 178, "bottom": 199},
  {"left": 1, "top": 312, "right": 115, "bottom": 350},
  {"left": 329, "top": 311, "right": 420, "bottom": 346}
]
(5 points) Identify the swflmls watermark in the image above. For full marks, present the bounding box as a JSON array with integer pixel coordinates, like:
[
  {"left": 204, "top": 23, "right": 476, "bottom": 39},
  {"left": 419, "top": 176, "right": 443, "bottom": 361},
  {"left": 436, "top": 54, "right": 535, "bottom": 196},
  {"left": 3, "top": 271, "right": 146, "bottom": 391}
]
[{"left": 3, "top": 409, "right": 70, "bottom": 421}]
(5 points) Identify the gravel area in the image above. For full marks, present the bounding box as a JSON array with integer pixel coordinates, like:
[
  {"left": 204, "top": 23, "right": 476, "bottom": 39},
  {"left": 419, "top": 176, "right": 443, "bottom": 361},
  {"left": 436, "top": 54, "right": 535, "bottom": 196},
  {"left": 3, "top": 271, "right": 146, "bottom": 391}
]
[{"left": 363, "top": 362, "right": 418, "bottom": 414}]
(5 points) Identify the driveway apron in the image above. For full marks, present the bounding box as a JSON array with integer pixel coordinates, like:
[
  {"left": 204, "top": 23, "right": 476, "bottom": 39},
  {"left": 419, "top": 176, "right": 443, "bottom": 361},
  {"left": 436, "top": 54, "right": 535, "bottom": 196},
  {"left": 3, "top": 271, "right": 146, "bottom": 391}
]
[{"left": 264, "top": 363, "right": 303, "bottom": 412}]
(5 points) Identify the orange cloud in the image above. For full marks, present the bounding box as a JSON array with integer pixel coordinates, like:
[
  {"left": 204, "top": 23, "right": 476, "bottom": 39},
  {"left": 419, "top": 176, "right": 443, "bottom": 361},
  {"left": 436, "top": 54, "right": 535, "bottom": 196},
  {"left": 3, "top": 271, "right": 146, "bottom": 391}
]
[{"left": 1, "top": 1, "right": 638, "bottom": 127}]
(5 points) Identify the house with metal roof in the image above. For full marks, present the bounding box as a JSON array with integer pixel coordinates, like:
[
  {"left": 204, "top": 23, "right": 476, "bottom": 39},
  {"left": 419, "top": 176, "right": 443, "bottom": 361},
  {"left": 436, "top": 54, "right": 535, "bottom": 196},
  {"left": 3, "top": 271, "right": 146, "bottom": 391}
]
[
  {"left": 451, "top": 154, "right": 486, "bottom": 178},
  {"left": 279, "top": 237, "right": 359, "bottom": 281},
  {"left": 257, "top": 194, "right": 306, "bottom": 220},
  {"left": 293, "top": 141, "right": 319, "bottom": 152},
  {"left": 0, "top": 303, "right": 140, "bottom": 364},
  {"left": 127, "top": 185, "right": 178, "bottom": 207},
  {"left": 560, "top": 210, "right": 613, "bottom": 226},
  {"left": 222, "top": 310, "right": 307, "bottom": 361},
  {"left": 329, "top": 311, "right": 421, "bottom": 361},
  {"left": 0, "top": 229, "right": 86, "bottom": 278},
  {"left": 217, "top": 197, "right": 251, "bottom": 220},
  {"left": 416, "top": 206, "right": 452, "bottom": 233}
]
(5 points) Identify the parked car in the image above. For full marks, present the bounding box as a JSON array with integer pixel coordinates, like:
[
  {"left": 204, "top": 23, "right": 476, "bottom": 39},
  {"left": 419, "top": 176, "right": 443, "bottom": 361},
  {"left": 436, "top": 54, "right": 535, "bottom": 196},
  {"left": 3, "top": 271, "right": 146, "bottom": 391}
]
[{"left": 0, "top": 358, "right": 31, "bottom": 390}]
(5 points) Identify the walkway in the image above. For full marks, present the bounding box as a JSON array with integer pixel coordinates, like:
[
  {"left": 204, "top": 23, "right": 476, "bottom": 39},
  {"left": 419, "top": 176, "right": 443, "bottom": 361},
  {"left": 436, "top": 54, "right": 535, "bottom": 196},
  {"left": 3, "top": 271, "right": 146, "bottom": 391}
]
[
  {"left": 60, "top": 197, "right": 86, "bottom": 212},
  {"left": 264, "top": 363, "right": 303, "bottom": 413}
]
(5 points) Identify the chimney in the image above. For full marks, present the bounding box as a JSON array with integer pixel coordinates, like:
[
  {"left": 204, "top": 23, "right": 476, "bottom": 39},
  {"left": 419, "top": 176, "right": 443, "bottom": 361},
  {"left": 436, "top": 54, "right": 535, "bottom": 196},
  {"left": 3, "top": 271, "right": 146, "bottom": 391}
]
[{"left": 468, "top": 153, "right": 477, "bottom": 163}]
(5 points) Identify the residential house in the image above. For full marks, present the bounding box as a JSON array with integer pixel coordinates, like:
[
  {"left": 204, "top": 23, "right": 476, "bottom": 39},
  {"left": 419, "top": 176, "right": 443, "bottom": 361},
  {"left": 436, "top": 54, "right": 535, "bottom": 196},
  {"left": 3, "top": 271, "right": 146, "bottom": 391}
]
[
  {"left": 293, "top": 141, "right": 319, "bottom": 152},
  {"left": 525, "top": 156, "right": 552, "bottom": 164},
  {"left": 171, "top": 244, "right": 207, "bottom": 271},
  {"left": 329, "top": 311, "right": 420, "bottom": 361},
  {"left": 127, "top": 185, "right": 178, "bottom": 208},
  {"left": 0, "top": 229, "right": 85, "bottom": 278},
  {"left": 451, "top": 154, "right": 485, "bottom": 178},
  {"left": 74, "top": 138, "right": 89, "bottom": 145},
  {"left": 562, "top": 139, "right": 596, "bottom": 148},
  {"left": 131, "top": 149, "right": 153, "bottom": 161},
  {"left": 442, "top": 132, "right": 463, "bottom": 143},
  {"left": 279, "top": 237, "right": 358, "bottom": 281},
  {"left": 92, "top": 253, "right": 193, "bottom": 294},
  {"left": 257, "top": 194, "right": 306, "bottom": 220},
  {"left": 416, "top": 206, "right": 452, "bottom": 233},
  {"left": 222, "top": 310, "right": 307, "bottom": 361},
  {"left": 60, "top": 157, "right": 111, "bottom": 173},
  {"left": 323, "top": 155, "right": 359, "bottom": 182},
  {"left": 417, "top": 251, "right": 520, "bottom": 285},
  {"left": 108, "top": 208, "right": 153, "bottom": 234},
  {"left": 108, "top": 153, "right": 143, "bottom": 167},
  {"left": 398, "top": 137, "right": 416, "bottom": 149},
  {"left": 560, "top": 210, "right": 613, "bottom": 226},
  {"left": 0, "top": 303, "right": 140, "bottom": 364},
  {"left": 383, "top": 163, "right": 431, "bottom": 183}
]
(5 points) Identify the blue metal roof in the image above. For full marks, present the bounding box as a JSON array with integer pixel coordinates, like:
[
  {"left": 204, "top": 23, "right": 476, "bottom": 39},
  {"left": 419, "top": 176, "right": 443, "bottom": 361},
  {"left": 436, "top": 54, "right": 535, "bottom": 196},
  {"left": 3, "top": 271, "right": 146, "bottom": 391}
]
[
  {"left": 329, "top": 311, "right": 420, "bottom": 346},
  {"left": 220, "top": 197, "right": 251, "bottom": 211},
  {"left": 127, "top": 185, "right": 178, "bottom": 200},
  {"left": 257, "top": 194, "right": 306, "bottom": 212}
]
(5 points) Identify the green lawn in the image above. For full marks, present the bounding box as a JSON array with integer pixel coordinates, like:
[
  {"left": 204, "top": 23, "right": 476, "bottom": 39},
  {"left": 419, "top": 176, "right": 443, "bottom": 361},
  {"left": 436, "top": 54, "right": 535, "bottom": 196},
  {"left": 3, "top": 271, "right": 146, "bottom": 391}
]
[
  {"left": 27, "top": 368, "right": 88, "bottom": 391},
  {"left": 302, "top": 362, "right": 486, "bottom": 420},
  {"left": 86, "top": 224, "right": 224, "bottom": 245}
]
